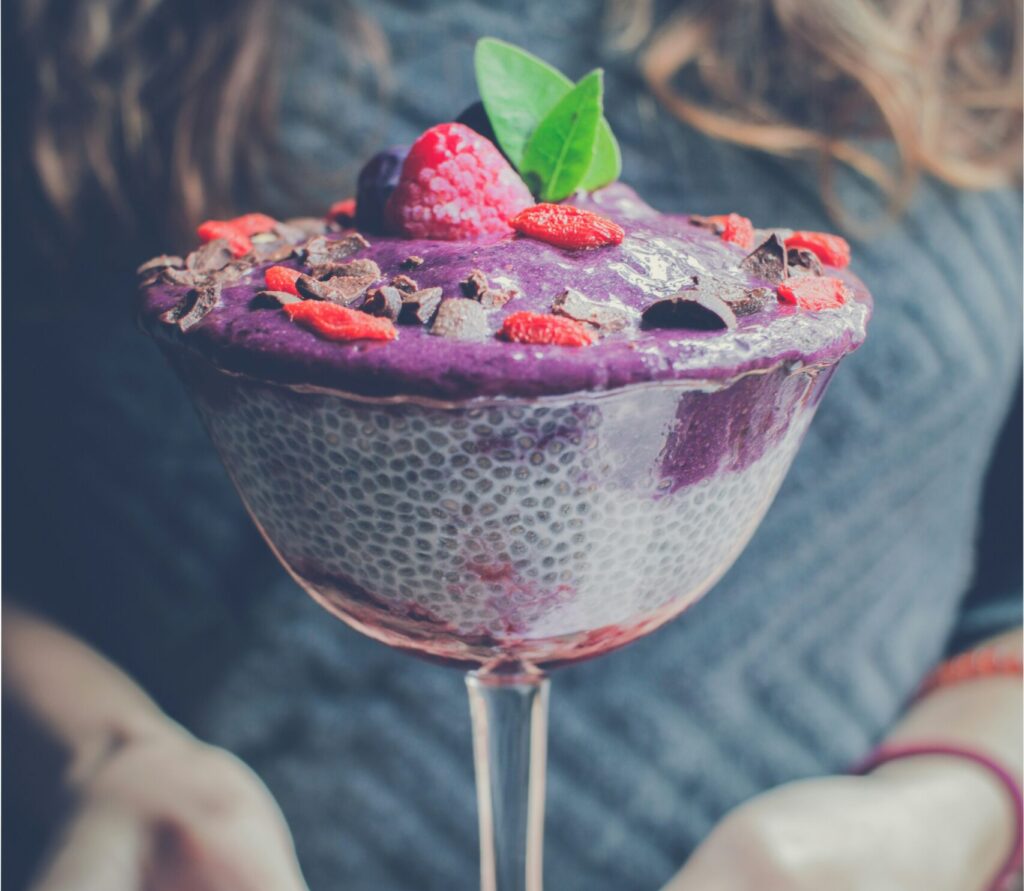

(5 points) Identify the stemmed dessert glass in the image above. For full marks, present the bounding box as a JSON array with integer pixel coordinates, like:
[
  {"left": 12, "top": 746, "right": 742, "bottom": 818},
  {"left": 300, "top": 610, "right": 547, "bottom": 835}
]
[{"left": 168, "top": 346, "right": 841, "bottom": 891}]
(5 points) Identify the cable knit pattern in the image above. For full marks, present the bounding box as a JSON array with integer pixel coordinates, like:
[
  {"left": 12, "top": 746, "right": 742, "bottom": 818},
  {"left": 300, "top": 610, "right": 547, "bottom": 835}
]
[{"left": 4, "top": 2, "right": 1021, "bottom": 889}]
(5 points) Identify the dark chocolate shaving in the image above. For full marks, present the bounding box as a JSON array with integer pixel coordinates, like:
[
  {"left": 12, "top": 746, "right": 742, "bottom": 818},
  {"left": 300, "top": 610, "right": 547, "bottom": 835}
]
[
  {"left": 251, "top": 290, "right": 302, "bottom": 308},
  {"left": 276, "top": 217, "right": 328, "bottom": 243},
  {"left": 251, "top": 238, "right": 295, "bottom": 263},
  {"left": 728, "top": 286, "right": 775, "bottom": 317},
  {"left": 459, "top": 268, "right": 516, "bottom": 308},
  {"left": 296, "top": 273, "right": 376, "bottom": 306},
  {"left": 161, "top": 267, "right": 197, "bottom": 287},
  {"left": 688, "top": 214, "right": 725, "bottom": 235},
  {"left": 319, "top": 258, "right": 381, "bottom": 280},
  {"left": 390, "top": 274, "right": 419, "bottom": 293},
  {"left": 362, "top": 286, "right": 404, "bottom": 321},
  {"left": 460, "top": 269, "right": 490, "bottom": 298},
  {"left": 302, "top": 233, "right": 370, "bottom": 268},
  {"left": 740, "top": 234, "right": 788, "bottom": 283},
  {"left": 430, "top": 298, "right": 490, "bottom": 340},
  {"left": 787, "top": 247, "right": 824, "bottom": 277},
  {"left": 160, "top": 283, "right": 221, "bottom": 332},
  {"left": 641, "top": 290, "right": 737, "bottom": 331},
  {"left": 401, "top": 255, "right": 425, "bottom": 270},
  {"left": 551, "top": 288, "right": 629, "bottom": 332},
  {"left": 398, "top": 286, "right": 442, "bottom": 325},
  {"left": 186, "top": 240, "right": 233, "bottom": 274},
  {"left": 137, "top": 255, "right": 184, "bottom": 277}
]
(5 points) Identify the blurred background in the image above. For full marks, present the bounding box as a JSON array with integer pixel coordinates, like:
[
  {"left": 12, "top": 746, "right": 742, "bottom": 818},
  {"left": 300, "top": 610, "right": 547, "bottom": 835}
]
[{"left": 3, "top": 2, "right": 1021, "bottom": 889}]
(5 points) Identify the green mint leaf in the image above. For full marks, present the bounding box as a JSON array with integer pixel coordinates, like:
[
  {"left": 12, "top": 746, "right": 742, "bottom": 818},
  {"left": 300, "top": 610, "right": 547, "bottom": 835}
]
[
  {"left": 475, "top": 38, "right": 574, "bottom": 167},
  {"left": 475, "top": 37, "right": 622, "bottom": 193},
  {"left": 520, "top": 70, "right": 602, "bottom": 202},
  {"left": 581, "top": 119, "right": 622, "bottom": 190}
]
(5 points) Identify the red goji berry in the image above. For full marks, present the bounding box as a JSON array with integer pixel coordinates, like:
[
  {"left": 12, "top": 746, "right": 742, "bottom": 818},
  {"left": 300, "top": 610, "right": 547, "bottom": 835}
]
[
  {"left": 196, "top": 220, "right": 252, "bottom": 257},
  {"left": 784, "top": 231, "right": 851, "bottom": 268},
  {"left": 510, "top": 204, "right": 624, "bottom": 250},
  {"left": 777, "top": 276, "right": 849, "bottom": 311},
  {"left": 707, "top": 213, "right": 754, "bottom": 250},
  {"left": 228, "top": 213, "right": 278, "bottom": 236},
  {"left": 498, "top": 311, "right": 595, "bottom": 346},
  {"left": 283, "top": 301, "right": 396, "bottom": 342},
  {"left": 264, "top": 265, "right": 302, "bottom": 296},
  {"left": 327, "top": 198, "right": 357, "bottom": 224}
]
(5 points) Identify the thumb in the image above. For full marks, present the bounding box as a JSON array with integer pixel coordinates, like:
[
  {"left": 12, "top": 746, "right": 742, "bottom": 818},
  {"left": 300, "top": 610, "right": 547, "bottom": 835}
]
[{"left": 29, "top": 801, "right": 145, "bottom": 891}]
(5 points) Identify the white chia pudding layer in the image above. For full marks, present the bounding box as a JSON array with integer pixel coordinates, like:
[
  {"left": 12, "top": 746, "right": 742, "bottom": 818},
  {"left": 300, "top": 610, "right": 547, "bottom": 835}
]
[{"left": 176, "top": 353, "right": 830, "bottom": 668}]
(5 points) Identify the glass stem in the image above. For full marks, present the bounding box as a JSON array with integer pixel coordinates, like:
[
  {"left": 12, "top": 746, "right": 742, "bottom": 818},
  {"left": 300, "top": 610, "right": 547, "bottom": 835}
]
[{"left": 465, "top": 670, "right": 550, "bottom": 891}]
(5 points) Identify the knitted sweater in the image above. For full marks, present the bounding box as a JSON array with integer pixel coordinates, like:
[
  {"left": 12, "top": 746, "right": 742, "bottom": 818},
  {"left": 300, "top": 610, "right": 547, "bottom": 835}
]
[{"left": 5, "top": 2, "right": 1021, "bottom": 888}]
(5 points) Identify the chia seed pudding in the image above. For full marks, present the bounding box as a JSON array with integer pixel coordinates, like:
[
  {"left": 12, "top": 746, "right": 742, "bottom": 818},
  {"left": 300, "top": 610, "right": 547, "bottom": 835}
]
[{"left": 140, "top": 184, "right": 870, "bottom": 670}]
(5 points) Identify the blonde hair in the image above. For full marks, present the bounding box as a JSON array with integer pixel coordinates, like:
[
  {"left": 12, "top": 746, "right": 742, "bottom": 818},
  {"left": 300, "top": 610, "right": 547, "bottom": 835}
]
[{"left": 611, "top": 0, "right": 1022, "bottom": 226}]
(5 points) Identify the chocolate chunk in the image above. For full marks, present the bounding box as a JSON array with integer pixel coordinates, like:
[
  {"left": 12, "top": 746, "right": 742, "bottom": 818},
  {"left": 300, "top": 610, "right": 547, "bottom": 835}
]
[
  {"left": 460, "top": 268, "right": 490, "bottom": 298},
  {"left": 186, "top": 240, "right": 233, "bottom": 274},
  {"left": 137, "top": 255, "right": 184, "bottom": 277},
  {"left": 479, "top": 286, "right": 516, "bottom": 309},
  {"left": 787, "top": 247, "right": 824, "bottom": 277},
  {"left": 362, "top": 286, "right": 404, "bottom": 320},
  {"left": 430, "top": 298, "right": 490, "bottom": 340},
  {"left": 160, "top": 282, "right": 221, "bottom": 332},
  {"left": 401, "top": 255, "right": 425, "bottom": 270},
  {"left": 728, "top": 286, "right": 775, "bottom": 317},
  {"left": 276, "top": 217, "right": 328, "bottom": 243},
  {"left": 641, "top": 290, "right": 737, "bottom": 331},
  {"left": 252, "top": 290, "right": 302, "bottom": 308},
  {"left": 252, "top": 238, "right": 295, "bottom": 263},
  {"left": 317, "top": 258, "right": 381, "bottom": 280},
  {"left": 161, "top": 266, "right": 197, "bottom": 287},
  {"left": 398, "top": 286, "right": 442, "bottom": 325},
  {"left": 302, "top": 233, "right": 370, "bottom": 267},
  {"left": 740, "top": 234, "right": 788, "bottom": 283},
  {"left": 296, "top": 273, "right": 376, "bottom": 306},
  {"left": 459, "top": 268, "right": 516, "bottom": 308},
  {"left": 390, "top": 273, "right": 419, "bottom": 293},
  {"left": 689, "top": 214, "right": 725, "bottom": 235},
  {"left": 552, "top": 288, "right": 630, "bottom": 332}
]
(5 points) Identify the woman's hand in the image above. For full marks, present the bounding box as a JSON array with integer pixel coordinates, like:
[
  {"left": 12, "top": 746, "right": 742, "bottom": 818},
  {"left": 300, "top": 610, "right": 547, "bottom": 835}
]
[
  {"left": 30, "top": 732, "right": 310, "bottom": 891},
  {"left": 664, "top": 754, "right": 1013, "bottom": 891}
]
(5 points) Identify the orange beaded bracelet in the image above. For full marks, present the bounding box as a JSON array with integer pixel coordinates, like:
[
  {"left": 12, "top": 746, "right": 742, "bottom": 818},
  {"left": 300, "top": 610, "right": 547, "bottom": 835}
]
[{"left": 919, "top": 646, "right": 1023, "bottom": 697}]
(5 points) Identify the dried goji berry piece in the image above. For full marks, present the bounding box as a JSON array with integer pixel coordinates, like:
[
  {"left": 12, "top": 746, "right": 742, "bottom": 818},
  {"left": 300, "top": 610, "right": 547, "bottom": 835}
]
[
  {"left": 498, "top": 311, "right": 595, "bottom": 346},
  {"left": 777, "top": 276, "right": 849, "bottom": 311},
  {"left": 283, "top": 300, "right": 396, "bottom": 342},
  {"left": 264, "top": 265, "right": 302, "bottom": 296},
  {"left": 196, "top": 220, "right": 252, "bottom": 257},
  {"left": 510, "top": 204, "right": 624, "bottom": 250},
  {"left": 327, "top": 198, "right": 357, "bottom": 224},
  {"left": 228, "top": 213, "right": 278, "bottom": 236},
  {"left": 784, "top": 231, "right": 851, "bottom": 268},
  {"left": 707, "top": 213, "right": 754, "bottom": 250}
]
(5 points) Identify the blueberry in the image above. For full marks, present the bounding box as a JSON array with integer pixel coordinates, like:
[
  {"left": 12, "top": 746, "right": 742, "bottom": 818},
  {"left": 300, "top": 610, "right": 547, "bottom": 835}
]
[
  {"left": 355, "top": 145, "right": 409, "bottom": 233},
  {"left": 456, "top": 101, "right": 497, "bottom": 144}
]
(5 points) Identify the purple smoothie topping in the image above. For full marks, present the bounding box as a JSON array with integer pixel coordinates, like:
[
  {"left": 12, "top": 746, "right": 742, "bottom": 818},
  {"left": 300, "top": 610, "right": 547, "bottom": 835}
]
[{"left": 139, "top": 184, "right": 870, "bottom": 401}]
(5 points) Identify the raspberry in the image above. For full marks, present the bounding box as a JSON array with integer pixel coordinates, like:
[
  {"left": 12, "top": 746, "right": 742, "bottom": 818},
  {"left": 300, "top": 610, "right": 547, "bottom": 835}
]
[
  {"left": 264, "top": 265, "right": 302, "bottom": 295},
  {"left": 708, "top": 213, "right": 754, "bottom": 250},
  {"left": 327, "top": 198, "right": 357, "bottom": 225},
  {"left": 283, "top": 301, "right": 396, "bottom": 342},
  {"left": 777, "top": 276, "right": 849, "bottom": 311},
  {"left": 196, "top": 220, "right": 251, "bottom": 257},
  {"left": 784, "top": 231, "right": 851, "bottom": 268},
  {"left": 510, "top": 204, "right": 624, "bottom": 250},
  {"left": 498, "top": 311, "right": 595, "bottom": 346},
  {"left": 228, "top": 213, "right": 278, "bottom": 236},
  {"left": 385, "top": 123, "right": 532, "bottom": 240}
]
